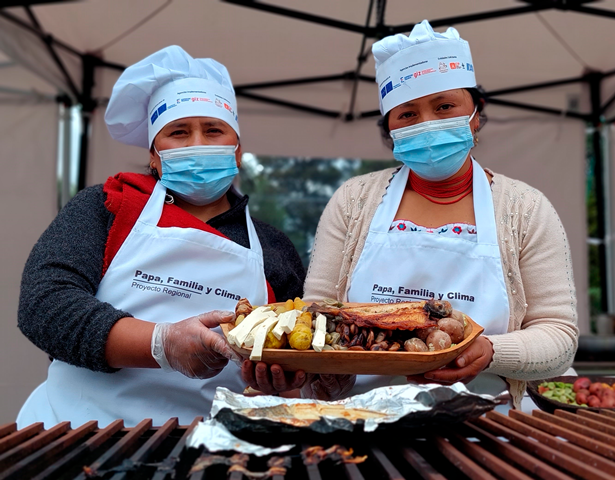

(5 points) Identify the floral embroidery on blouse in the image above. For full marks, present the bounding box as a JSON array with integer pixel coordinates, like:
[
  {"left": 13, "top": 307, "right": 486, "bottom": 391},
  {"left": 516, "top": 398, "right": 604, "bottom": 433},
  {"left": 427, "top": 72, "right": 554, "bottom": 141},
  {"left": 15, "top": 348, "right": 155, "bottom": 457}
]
[{"left": 390, "top": 219, "right": 477, "bottom": 241}]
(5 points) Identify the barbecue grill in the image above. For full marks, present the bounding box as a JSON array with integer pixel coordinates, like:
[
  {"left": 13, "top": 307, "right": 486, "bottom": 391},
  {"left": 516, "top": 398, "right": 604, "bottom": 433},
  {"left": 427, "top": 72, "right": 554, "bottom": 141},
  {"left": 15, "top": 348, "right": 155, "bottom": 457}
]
[{"left": 2, "top": 407, "right": 614, "bottom": 479}]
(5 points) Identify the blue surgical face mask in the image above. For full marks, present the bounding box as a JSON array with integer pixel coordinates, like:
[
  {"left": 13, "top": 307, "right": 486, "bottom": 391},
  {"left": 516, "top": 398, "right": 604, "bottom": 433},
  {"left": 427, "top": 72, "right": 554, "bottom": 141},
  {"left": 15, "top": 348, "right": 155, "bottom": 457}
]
[
  {"left": 390, "top": 108, "right": 477, "bottom": 181},
  {"left": 156, "top": 144, "right": 239, "bottom": 206}
]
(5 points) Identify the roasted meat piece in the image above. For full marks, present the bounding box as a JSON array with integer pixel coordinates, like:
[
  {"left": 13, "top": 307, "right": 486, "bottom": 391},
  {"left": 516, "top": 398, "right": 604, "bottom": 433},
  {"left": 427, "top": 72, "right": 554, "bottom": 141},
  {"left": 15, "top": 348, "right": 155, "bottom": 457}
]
[
  {"left": 235, "top": 297, "right": 253, "bottom": 317},
  {"left": 308, "top": 299, "right": 450, "bottom": 331}
]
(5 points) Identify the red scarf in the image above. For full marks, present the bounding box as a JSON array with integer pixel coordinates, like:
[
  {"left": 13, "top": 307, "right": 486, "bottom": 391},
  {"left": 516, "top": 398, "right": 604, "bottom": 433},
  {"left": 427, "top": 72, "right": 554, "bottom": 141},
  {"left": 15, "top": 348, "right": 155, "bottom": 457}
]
[{"left": 103, "top": 172, "right": 275, "bottom": 303}]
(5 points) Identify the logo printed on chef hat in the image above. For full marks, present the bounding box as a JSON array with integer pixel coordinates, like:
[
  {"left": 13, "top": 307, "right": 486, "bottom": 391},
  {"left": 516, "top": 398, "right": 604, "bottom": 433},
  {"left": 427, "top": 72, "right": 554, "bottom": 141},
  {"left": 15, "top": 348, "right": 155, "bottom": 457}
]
[
  {"left": 105, "top": 45, "right": 239, "bottom": 148},
  {"left": 372, "top": 20, "right": 476, "bottom": 115}
]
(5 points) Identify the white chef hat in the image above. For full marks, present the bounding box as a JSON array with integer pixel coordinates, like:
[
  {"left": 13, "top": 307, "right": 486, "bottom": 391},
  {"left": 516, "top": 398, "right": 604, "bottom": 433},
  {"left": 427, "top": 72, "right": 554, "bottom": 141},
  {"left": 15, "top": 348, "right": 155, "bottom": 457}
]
[
  {"left": 105, "top": 45, "right": 239, "bottom": 148},
  {"left": 372, "top": 19, "right": 476, "bottom": 115}
]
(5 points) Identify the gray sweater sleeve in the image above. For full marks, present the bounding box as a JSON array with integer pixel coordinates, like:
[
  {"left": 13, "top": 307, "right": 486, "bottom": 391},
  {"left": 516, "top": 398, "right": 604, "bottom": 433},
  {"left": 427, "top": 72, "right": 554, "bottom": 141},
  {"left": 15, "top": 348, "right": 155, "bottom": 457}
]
[{"left": 18, "top": 185, "right": 131, "bottom": 373}]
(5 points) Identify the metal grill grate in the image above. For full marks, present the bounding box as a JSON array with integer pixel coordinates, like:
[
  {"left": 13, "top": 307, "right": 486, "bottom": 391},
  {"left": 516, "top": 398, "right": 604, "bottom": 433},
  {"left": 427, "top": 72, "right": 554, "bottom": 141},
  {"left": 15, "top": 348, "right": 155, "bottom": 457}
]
[{"left": 1, "top": 408, "right": 614, "bottom": 479}]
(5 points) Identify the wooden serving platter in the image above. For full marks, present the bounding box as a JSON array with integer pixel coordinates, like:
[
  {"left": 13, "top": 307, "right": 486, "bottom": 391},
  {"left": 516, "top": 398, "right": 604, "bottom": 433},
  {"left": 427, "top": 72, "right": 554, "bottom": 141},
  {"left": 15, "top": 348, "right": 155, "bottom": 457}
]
[{"left": 221, "top": 302, "right": 484, "bottom": 376}]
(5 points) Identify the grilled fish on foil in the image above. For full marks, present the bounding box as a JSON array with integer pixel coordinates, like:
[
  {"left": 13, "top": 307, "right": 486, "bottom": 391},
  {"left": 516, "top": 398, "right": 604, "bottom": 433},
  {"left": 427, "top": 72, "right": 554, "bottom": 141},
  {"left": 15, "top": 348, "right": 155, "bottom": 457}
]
[{"left": 234, "top": 403, "right": 391, "bottom": 428}]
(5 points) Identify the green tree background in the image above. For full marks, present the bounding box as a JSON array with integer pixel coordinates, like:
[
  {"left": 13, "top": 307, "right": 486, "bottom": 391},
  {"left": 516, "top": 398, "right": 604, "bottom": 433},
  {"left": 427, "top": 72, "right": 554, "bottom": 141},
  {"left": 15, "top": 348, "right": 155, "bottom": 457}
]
[{"left": 238, "top": 156, "right": 398, "bottom": 268}]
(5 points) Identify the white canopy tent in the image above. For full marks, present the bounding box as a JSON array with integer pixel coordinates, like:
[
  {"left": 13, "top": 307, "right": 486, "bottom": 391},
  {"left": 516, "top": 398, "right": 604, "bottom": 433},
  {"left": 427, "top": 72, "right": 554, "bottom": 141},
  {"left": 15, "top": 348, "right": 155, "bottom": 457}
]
[{"left": 1, "top": 0, "right": 613, "bottom": 422}]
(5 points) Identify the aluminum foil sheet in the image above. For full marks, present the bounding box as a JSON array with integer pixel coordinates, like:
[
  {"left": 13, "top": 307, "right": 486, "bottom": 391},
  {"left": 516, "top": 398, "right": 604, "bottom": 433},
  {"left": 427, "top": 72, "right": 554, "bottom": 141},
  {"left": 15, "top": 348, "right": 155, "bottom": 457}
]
[
  {"left": 186, "top": 418, "right": 295, "bottom": 456},
  {"left": 187, "top": 382, "right": 501, "bottom": 453}
]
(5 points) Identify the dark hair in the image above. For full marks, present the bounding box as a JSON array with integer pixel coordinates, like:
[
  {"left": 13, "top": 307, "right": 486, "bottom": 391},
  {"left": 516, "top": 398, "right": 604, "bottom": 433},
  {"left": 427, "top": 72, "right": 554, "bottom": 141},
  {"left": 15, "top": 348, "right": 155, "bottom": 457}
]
[
  {"left": 148, "top": 146, "right": 161, "bottom": 180},
  {"left": 149, "top": 164, "right": 160, "bottom": 180},
  {"left": 377, "top": 86, "right": 488, "bottom": 150}
]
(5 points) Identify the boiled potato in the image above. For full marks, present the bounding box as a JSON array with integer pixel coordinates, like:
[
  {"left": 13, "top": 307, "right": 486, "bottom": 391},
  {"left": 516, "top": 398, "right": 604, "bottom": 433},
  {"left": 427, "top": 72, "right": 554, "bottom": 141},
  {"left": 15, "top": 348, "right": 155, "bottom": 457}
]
[
  {"left": 404, "top": 338, "right": 428, "bottom": 352},
  {"left": 234, "top": 314, "right": 245, "bottom": 327},
  {"left": 426, "top": 330, "right": 452, "bottom": 351},
  {"left": 296, "top": 311, "right": 312, "bottom": 327},
  {"left": 264, "top": 330, "right": 287, "bottom": 349},
  {"left": 437, "top": 318, "right": 464, "bottom": 344},
  {"left": 293, "top": 297, "right": 307, "bottom": 310},
  {"left": 289, "top": 323, "right": 313, "bottom": 350},
  {"left": 416, "top": 326, "right": 437, "bottom": 341},
  {"left": 450, "top": 310, "right": 466, "bottom": 326},
  {"left": 285, "top": 299, "right": 295, "bottom": 311}
]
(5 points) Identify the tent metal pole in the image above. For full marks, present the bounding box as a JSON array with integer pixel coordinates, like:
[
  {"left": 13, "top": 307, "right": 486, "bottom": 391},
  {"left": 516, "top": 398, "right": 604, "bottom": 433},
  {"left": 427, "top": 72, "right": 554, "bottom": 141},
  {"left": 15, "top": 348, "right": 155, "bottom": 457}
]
[
  {"left": 389, "top": 5, "right": 552, "bottom": 35},
  {"left": 487, "top": 76, "right": 585, "bottom": 97},
  {"left": 601, "top": 124, "right": 614, "bottom": 317},
  {"left": 23, "top": 6, "right": 79, "bottom": 99},
  {"left": 0, "top": 9, "right": 82, "bottom": 57},
  {"left": 59, "top": 97, "right": 72, "bottom": 210},
  {"left": 221, "top": 0, "right": 367, "bottom": 34},
  {"left": 223, "top": 0, "right": 557, "bottom": 37},
  {"left": 345, "top": 0, "right": 376, "bottom": 121},
  {"left": 234, "top": 72, "right": 374, "bottom": 91},
  {"left": 569, "top": 5, "right": 615, "bottom": 20},
  {"left": 94, "top": 59, "right": 125, "bottom": 72},
  {"left": 482, "top": 97, "right": 590, "bottom": 120},
  {"left": 588, "top": 72, "right": 610, "bottom": 313},
  {"left": 77, "top": 55, "right": 96, "bottom": 191},
  {"left": 357, "top": 109, "right": 381, "bottom": 119},
  {"left": 234, "top": 91, "right": 340, "bottom": 118},
  {"left": 235, "top": 73, "right": 350, "bottom": 90},
  {"left": 601, "top": 91, "right": 615, "bottom": 115}
]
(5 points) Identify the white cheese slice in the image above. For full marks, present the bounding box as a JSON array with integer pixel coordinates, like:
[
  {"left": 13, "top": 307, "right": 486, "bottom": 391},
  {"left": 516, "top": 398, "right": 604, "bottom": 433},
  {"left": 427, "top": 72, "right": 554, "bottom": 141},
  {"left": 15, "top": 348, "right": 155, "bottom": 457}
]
[
  {"left": 243, "top": 315, "right": 272, "bottom": 348},
  {"left": 226, "top": 306, "right": 274, "bottom": 346},
  {"left": 243, "top": 328, "right": 258, "bottom": 348},
  {"left": 311, "top": 314, "right": 327, "bottom": 352},
  {"left": 271, "top": 310, "right": 300, "bottom": 340},
  {"left": 250, "top": 317, "right": 279, "bottom": 361}
]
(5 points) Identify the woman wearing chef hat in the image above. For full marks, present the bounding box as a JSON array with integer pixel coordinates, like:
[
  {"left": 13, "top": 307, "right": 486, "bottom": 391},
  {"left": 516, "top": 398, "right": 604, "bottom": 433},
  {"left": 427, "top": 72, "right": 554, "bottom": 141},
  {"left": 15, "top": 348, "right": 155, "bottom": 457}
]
[
  {"left": 16, "top": 46, "right": 306, "bottom": 428},
  {"left": 299, "top": 20, "right": 579, "bottom": 409}
]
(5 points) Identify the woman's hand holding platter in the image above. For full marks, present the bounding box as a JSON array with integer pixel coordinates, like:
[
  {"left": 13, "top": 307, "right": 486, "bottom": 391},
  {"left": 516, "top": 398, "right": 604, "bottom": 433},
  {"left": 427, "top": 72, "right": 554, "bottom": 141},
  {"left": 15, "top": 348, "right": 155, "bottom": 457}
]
[
  {"left": 240, "top": 360, "right": 307, "bottom": 395},
  {"left": 152, "top": 311, "right": 243, "bottom": 379},
  {"left": 406, "top": 336, "right": 494, "bottom": 385}
]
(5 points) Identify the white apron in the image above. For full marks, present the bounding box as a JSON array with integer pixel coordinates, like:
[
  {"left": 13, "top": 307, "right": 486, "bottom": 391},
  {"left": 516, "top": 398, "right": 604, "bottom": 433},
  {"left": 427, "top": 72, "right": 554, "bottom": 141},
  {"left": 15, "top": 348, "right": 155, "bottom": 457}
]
[
  {"left": 347, "top": 160, "right": 510, "bottom": 399},
  {"left": 18, "top": 182, "right": 268, "bottom": 428}
]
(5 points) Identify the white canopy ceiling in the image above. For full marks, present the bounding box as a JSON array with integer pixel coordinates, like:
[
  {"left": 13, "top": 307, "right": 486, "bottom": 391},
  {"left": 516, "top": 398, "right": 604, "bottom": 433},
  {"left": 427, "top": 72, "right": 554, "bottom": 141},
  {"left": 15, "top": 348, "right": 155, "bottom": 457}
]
[
  {"left": 2, "top": 0, "right": 615, "bottom": 160},
  {"left": 2, "top": 0, "right": 614, "bottom": 422}
]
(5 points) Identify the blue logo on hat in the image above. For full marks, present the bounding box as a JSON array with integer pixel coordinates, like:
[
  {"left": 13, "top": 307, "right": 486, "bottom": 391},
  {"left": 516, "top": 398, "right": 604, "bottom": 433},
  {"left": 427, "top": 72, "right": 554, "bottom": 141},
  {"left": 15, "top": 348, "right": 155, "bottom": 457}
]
[
  {"left": 158, "top": 103, "right": 167, "bottom": 115},
  {"left": 150, "top": 110, "right": 158, "bottom": 125},
  {"left": 467, "top": 63, "right": 474, "bottom": 72},
  {"left": 381, "top": 81, "right": 394, "bottom": 99}
]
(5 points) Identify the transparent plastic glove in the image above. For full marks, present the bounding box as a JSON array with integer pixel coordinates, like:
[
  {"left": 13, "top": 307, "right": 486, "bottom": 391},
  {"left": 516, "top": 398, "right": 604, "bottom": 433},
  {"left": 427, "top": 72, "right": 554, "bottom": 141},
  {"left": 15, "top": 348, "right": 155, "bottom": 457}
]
[
  {"left": 300, "top": 374, "right": 356, "bottom": 401},
  {"left": 151, "top": 310, "right": 242, "bottom": 379}
]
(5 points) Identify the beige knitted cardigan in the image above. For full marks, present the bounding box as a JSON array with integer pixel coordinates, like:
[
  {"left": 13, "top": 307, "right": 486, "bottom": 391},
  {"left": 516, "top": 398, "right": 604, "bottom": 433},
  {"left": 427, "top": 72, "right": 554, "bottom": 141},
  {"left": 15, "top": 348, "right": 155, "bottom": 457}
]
[{"left": 303, "top": 166, "right": 579, "bottom": 409}]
